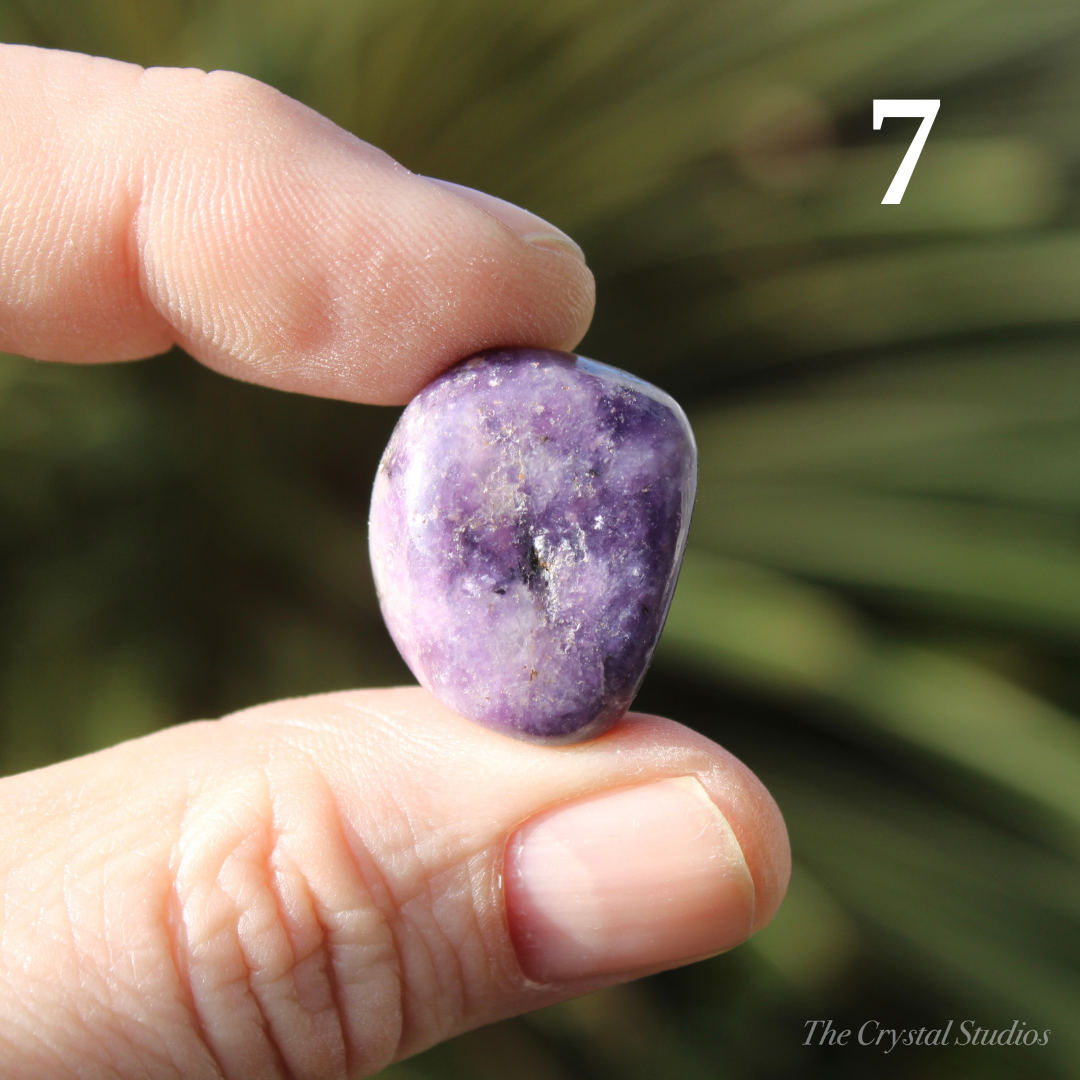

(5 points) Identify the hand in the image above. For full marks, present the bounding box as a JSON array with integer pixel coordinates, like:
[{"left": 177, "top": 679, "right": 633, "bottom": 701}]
[{"left": 0, "top": 44, "right": 790, "bottom": 1080}]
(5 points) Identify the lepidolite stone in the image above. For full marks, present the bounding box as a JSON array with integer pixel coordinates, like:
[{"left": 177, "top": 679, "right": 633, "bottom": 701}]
[{"left": 369, "top": 348, "right": 696, "bottom": 742}]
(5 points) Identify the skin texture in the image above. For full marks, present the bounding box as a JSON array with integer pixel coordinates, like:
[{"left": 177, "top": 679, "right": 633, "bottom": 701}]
[
  {"left": 0, "top": 44, "right": 790, "bottom": 1080},
  {"left": 0, "top": 45, "right": 593, "bottom": 403}
]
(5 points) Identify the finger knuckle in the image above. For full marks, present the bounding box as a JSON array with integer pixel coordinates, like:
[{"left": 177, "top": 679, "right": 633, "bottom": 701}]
[{"left": 169, "top": 763, "right": 402, "bottom": 1079}]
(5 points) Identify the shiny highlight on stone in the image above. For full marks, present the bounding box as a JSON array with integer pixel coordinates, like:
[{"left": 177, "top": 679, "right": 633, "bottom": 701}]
[{"left": 369, "top": 348, "right": 696, "bottom": 742}]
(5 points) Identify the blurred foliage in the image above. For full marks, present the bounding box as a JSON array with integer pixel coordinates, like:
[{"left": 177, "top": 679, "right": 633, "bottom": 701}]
[{"left": 2, "top": 0, "right": 1080, "bottom": 1076}]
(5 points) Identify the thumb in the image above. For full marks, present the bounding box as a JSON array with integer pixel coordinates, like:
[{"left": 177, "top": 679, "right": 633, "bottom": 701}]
[{"left": 0, "top": 687, "right": 789, "bottom": 1080}]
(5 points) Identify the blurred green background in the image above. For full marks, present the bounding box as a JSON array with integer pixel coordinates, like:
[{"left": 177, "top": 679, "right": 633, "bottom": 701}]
[{"left": 2, "top": 0, "right": 1080, "bottom": 1076}]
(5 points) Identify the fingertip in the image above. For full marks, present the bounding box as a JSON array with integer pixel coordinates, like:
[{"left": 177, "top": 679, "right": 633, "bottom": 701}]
[
  {"left": 0, "top": 44, "right": 596, "bottom": 402},
  {"left": 347, "top": 173, "right": 596, "bottom": 404},
  {"left": 136, "top": 84, "right": 598, "bottom": 404},
  {"left": 505, "top": 774, "right": 758, "bottom": 982},
  {"left": 578, "top": 708, "right": 790, "bottom": 937},
  {"left": 421, "top": 178, "right": 587, "bottom": 263}
]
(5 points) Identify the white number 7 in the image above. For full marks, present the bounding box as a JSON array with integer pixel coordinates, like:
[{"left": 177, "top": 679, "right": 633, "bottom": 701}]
[{"left": 873, "top": 99, "right": 940, "bottom": 204}]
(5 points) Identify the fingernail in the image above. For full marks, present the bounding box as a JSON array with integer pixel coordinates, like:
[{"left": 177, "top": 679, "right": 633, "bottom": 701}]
[
  {"left": 505, "top": 777, "right": 755, "bottom": 983},
  {"left": 423, "top": 177, "right": 586, "bottom": 261}
]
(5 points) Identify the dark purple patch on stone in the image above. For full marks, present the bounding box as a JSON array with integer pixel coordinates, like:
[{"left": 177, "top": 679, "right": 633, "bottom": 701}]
[{"left": 369, "top": 348, "right": 696, "bottom": 742}]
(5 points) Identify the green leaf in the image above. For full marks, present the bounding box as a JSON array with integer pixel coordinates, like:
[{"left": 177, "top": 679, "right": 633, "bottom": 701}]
[
  {"left": 661, "top": 550, "right": 1080, "bottom": 845},
  {"left": 692, "top": 484, "right": 1080, "bottom": 636}
]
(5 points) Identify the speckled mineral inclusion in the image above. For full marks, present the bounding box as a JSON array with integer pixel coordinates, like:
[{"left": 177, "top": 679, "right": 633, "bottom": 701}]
[{"left": 368, "top": 348, "right": 697, "bottom": 742}]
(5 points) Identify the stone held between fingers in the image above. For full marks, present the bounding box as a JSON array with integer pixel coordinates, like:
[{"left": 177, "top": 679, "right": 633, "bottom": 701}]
[{"left": 368, "top": 348, "right": 697, "bottom": 742}]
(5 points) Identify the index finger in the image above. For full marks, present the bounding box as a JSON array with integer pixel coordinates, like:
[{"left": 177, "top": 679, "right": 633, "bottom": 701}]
[{"left": 0, "top": 44, "right": 595, "bottom": 404}]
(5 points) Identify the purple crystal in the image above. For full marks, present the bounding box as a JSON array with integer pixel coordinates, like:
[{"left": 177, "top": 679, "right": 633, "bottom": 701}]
[{"left": 368, "top": 348, "right": 696, "bottom": 742}]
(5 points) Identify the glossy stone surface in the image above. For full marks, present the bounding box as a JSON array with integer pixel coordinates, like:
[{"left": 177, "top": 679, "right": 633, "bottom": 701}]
[{"left": 369, "top": 348, "right": 696, "bottom": 742}]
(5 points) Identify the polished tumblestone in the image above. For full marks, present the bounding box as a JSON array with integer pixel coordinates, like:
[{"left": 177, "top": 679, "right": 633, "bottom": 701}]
[{"left": 369, "top": 348, "right": 696, "bottom": 742}]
